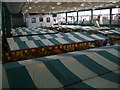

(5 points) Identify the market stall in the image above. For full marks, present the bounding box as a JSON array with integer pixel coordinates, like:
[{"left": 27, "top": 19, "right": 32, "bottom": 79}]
[{"left": 3, "top": 32, "right": 107, "bottom": 62}]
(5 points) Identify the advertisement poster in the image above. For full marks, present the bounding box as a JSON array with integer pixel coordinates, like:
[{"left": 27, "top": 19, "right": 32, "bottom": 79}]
[
  {"left": 32, "top": 18, "right": 36, "bottom": 23},
  {"left": 46, "top": 17, "right": 50, "bottom": 22},
  {"left": 39, "top": 17, "right": 43, "bottom": 22}
]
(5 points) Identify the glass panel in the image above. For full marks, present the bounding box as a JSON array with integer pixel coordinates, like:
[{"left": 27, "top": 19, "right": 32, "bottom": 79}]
[
  {"left": 78, "top": 11, "right": 85, "bottom": 16},
  {"left": 84, "top": 11, "right": 91, "bottom": 15},
  {"left": 101, "top": 9, "right": 110, "bottom": 15},
  {"left": 67, "top": 12, "right": 77, "bottom": 23},
  {"left": 93, "top": 10, "right": 100, "bottom": 15},
  {"left": 78, "top": 11, "right": 91, "bottom": 24},
  {"left": 112, "top": 14, "right": 120, "bottom": 25},
  {"left": 57, "top": 13, "right": 66, "bottom": 23},
  {"left": 112, "top": 8, "right": 120, "bottom": 14},
  {"left": 100, "top": 15, "right": 110, "bottom": 24},
  {"left": 112, "top": 8, "right": 120, "bottom": 25},
  {"left": 93, "top": 9, "right": 110, "bottom": 25}
]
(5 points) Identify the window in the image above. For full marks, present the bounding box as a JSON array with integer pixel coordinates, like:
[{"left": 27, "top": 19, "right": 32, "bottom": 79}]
[
  {"left": 112, "top": 8, "right": 119, "bottom": 14},
  {"left": 67, "top": 12, "right": 77, "bottom": 24},
  {"left": 57, "top": 13, "right": 66, "bottom": 23},
  {"left": 93, "top": 9, "right": 110, "bottom": 25},
  {"left": 112, "top": 8, "right": 120, "bottom": 25},
  {"left": 78, "top": 10, "right": 91, "bottom": 24}
]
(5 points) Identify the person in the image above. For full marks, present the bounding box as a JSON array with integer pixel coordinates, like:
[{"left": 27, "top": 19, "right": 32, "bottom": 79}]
[
  {"left": 95, "top": 19, "right": 100, "bottom": 28},
  {"left": 82, "top": 19, "right": 85, "bottom": 24},
  {"left": 97, "top": 15, "right": 101, "bottom": 23},
  {"left": 93, "top": 18, "right": 100, "bottom": 28}
]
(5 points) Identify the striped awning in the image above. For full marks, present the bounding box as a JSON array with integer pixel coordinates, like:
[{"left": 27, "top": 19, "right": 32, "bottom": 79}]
[
  {"left": 98, "top": 30, "right": 120, "bottom": 35},
  {"left": 60, "top": 25, "right": 110, "bottom": 31},
  {"left": 2, "top": 45, "right": 120, "bottom": 88},
  {"left": 7, "top": 32, "right": 106, "bottom": 51},
  {"left": 11, "top": 27, "right": 58, "bottom": 36}
]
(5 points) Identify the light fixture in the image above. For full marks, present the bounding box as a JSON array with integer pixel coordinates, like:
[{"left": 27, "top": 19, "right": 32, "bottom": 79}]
[
  {"left": 27, "top": 0, "right": 32, "bottom": 2},
  {"left": 51, "top": 7, "right": 55, "bottom": 9},
  {"left": 24, "top": 10, "right": 28, "bottom": 14},
  {"left": 26, "top": 10, "right": 28, "bottom": 12},
  {"left": 57, "top": 2, "right": 61, "bottom": 5},
  {"left": 34, "top": 0, "right": 38, "bottom": 3},
  {"left": 116, "top": 5, "right": 119, "bottom": 8},
  {"left": 42, "top": 9, "right": 44, "bottom": 12},
  {"left": 99, "top": 4, "right": 104, "bottom": 7},
  {"left": 111, "top": 1, "right": 117, "bottom": 3},
  {"left": 81, "top": 3, "right": 85, "bottom": 7},
  {"left": 29, "top": 7, "right": 32, "bottom": 9}
]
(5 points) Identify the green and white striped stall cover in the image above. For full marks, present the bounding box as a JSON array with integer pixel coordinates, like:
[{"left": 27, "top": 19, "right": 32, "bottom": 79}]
[
  {"left": 11, "top": 27, "right": 58, "bottom": 36},
  {"left": 2, "top": 45, "right": 120, "bottom": 88},
  {"left": 98, "top": 30, "right": 120, "bottom": 35},
  {"left": 60, "top": 25, "right": 110, "bottom": 31},
  {"left": 7, "top": 32, "right": 107, "bottom": 51}
]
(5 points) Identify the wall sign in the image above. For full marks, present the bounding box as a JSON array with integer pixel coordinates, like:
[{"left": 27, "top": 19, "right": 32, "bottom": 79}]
[
  {"left": 31, "top": 18, "right": 36, "bottom": 23},
  {"left": 39, "top": 17, "right": 43, "bottom": 22},
  {"left": 46, "top": 17, "right": 50, "bottom": 22}
]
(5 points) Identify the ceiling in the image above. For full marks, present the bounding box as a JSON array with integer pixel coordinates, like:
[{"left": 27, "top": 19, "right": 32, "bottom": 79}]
[
  {"left": 22, "top": 2, "right": 120, "bottom": 13},
  {"left": 5, "top": 1, "right": 120, "bottom": 14},
  {"left": 5, "top": 2, "right": 24, "bottom": 13}
]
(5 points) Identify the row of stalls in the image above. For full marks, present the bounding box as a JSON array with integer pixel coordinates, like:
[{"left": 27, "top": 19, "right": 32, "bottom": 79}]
[
  {"left": 2, "top": 45, "right": 120, "bottom": 88},
  {"left": 11, "top": 27, "right": 58, "bottom": 36},
  {"left": 50, "top": 25, "right": 120, "bottom": 45},
  {"left": 3, "top": 29, "right": 107, "bottom": 62},
  {"left": 3, "top": 26, "right": 120, "bottom": 63}
]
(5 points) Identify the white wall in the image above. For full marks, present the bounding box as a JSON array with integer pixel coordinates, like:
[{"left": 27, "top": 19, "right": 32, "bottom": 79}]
[
  {"left": 26, "top": 14, "right": 54, "bottom": 28},
  {"left": 0, "top": 2, "right": 1, "bottom": 30},
  {"left": 0, "top": 2, "right": 2, "bottom": 90}
]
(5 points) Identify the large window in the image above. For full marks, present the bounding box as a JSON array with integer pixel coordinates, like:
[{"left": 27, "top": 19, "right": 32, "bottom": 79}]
[
  {"left": 67, "top": 12, "right": 77, "bottom": 24},
  {"left": 78, "top": 10, "right": 91, "bottom": 24},
  {"left": 57, "top": 13, "right": 66, "bottom": 23},
  {"left": 93, "top": 9, "right": 110, "bottom": 25},
  {"left": 112, "top": 8, "right": 120, "bottom": 25}
]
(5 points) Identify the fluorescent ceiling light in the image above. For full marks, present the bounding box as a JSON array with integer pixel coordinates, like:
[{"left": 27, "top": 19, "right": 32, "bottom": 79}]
[
  {"left": 111, "top": 1, "right": 117, "bottom": 3},
  {"left": 81, "top": 3, "right": 85, "bottom": 6},
  {"left": 34, "top": 0, "right": 38, "bottom": 3},
  {"left": 29, "top": 7, "right": 32, "bottom": 9},
  {"left": 57, "top": 2, "right": 61, "bottom": 5},
  {"left": 27, "top": 0, "right": 32, "bottom": 2},
  {"left": 51, "top": 7, "right": 55, "bottom": 9}
]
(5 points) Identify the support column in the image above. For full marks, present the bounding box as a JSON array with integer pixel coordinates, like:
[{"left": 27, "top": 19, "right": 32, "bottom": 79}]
[
  {"left": 91, "top": 9, "right": 93, "bottom": 26},
  {"left": 65, "top": 12, "right": 67, "bottom": 24},
  {"left": 77, "top": 11, "right": 78, "bottom": 25},
  {"left": 109, "top": 8, "right": 112, "bottom": 27}
]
